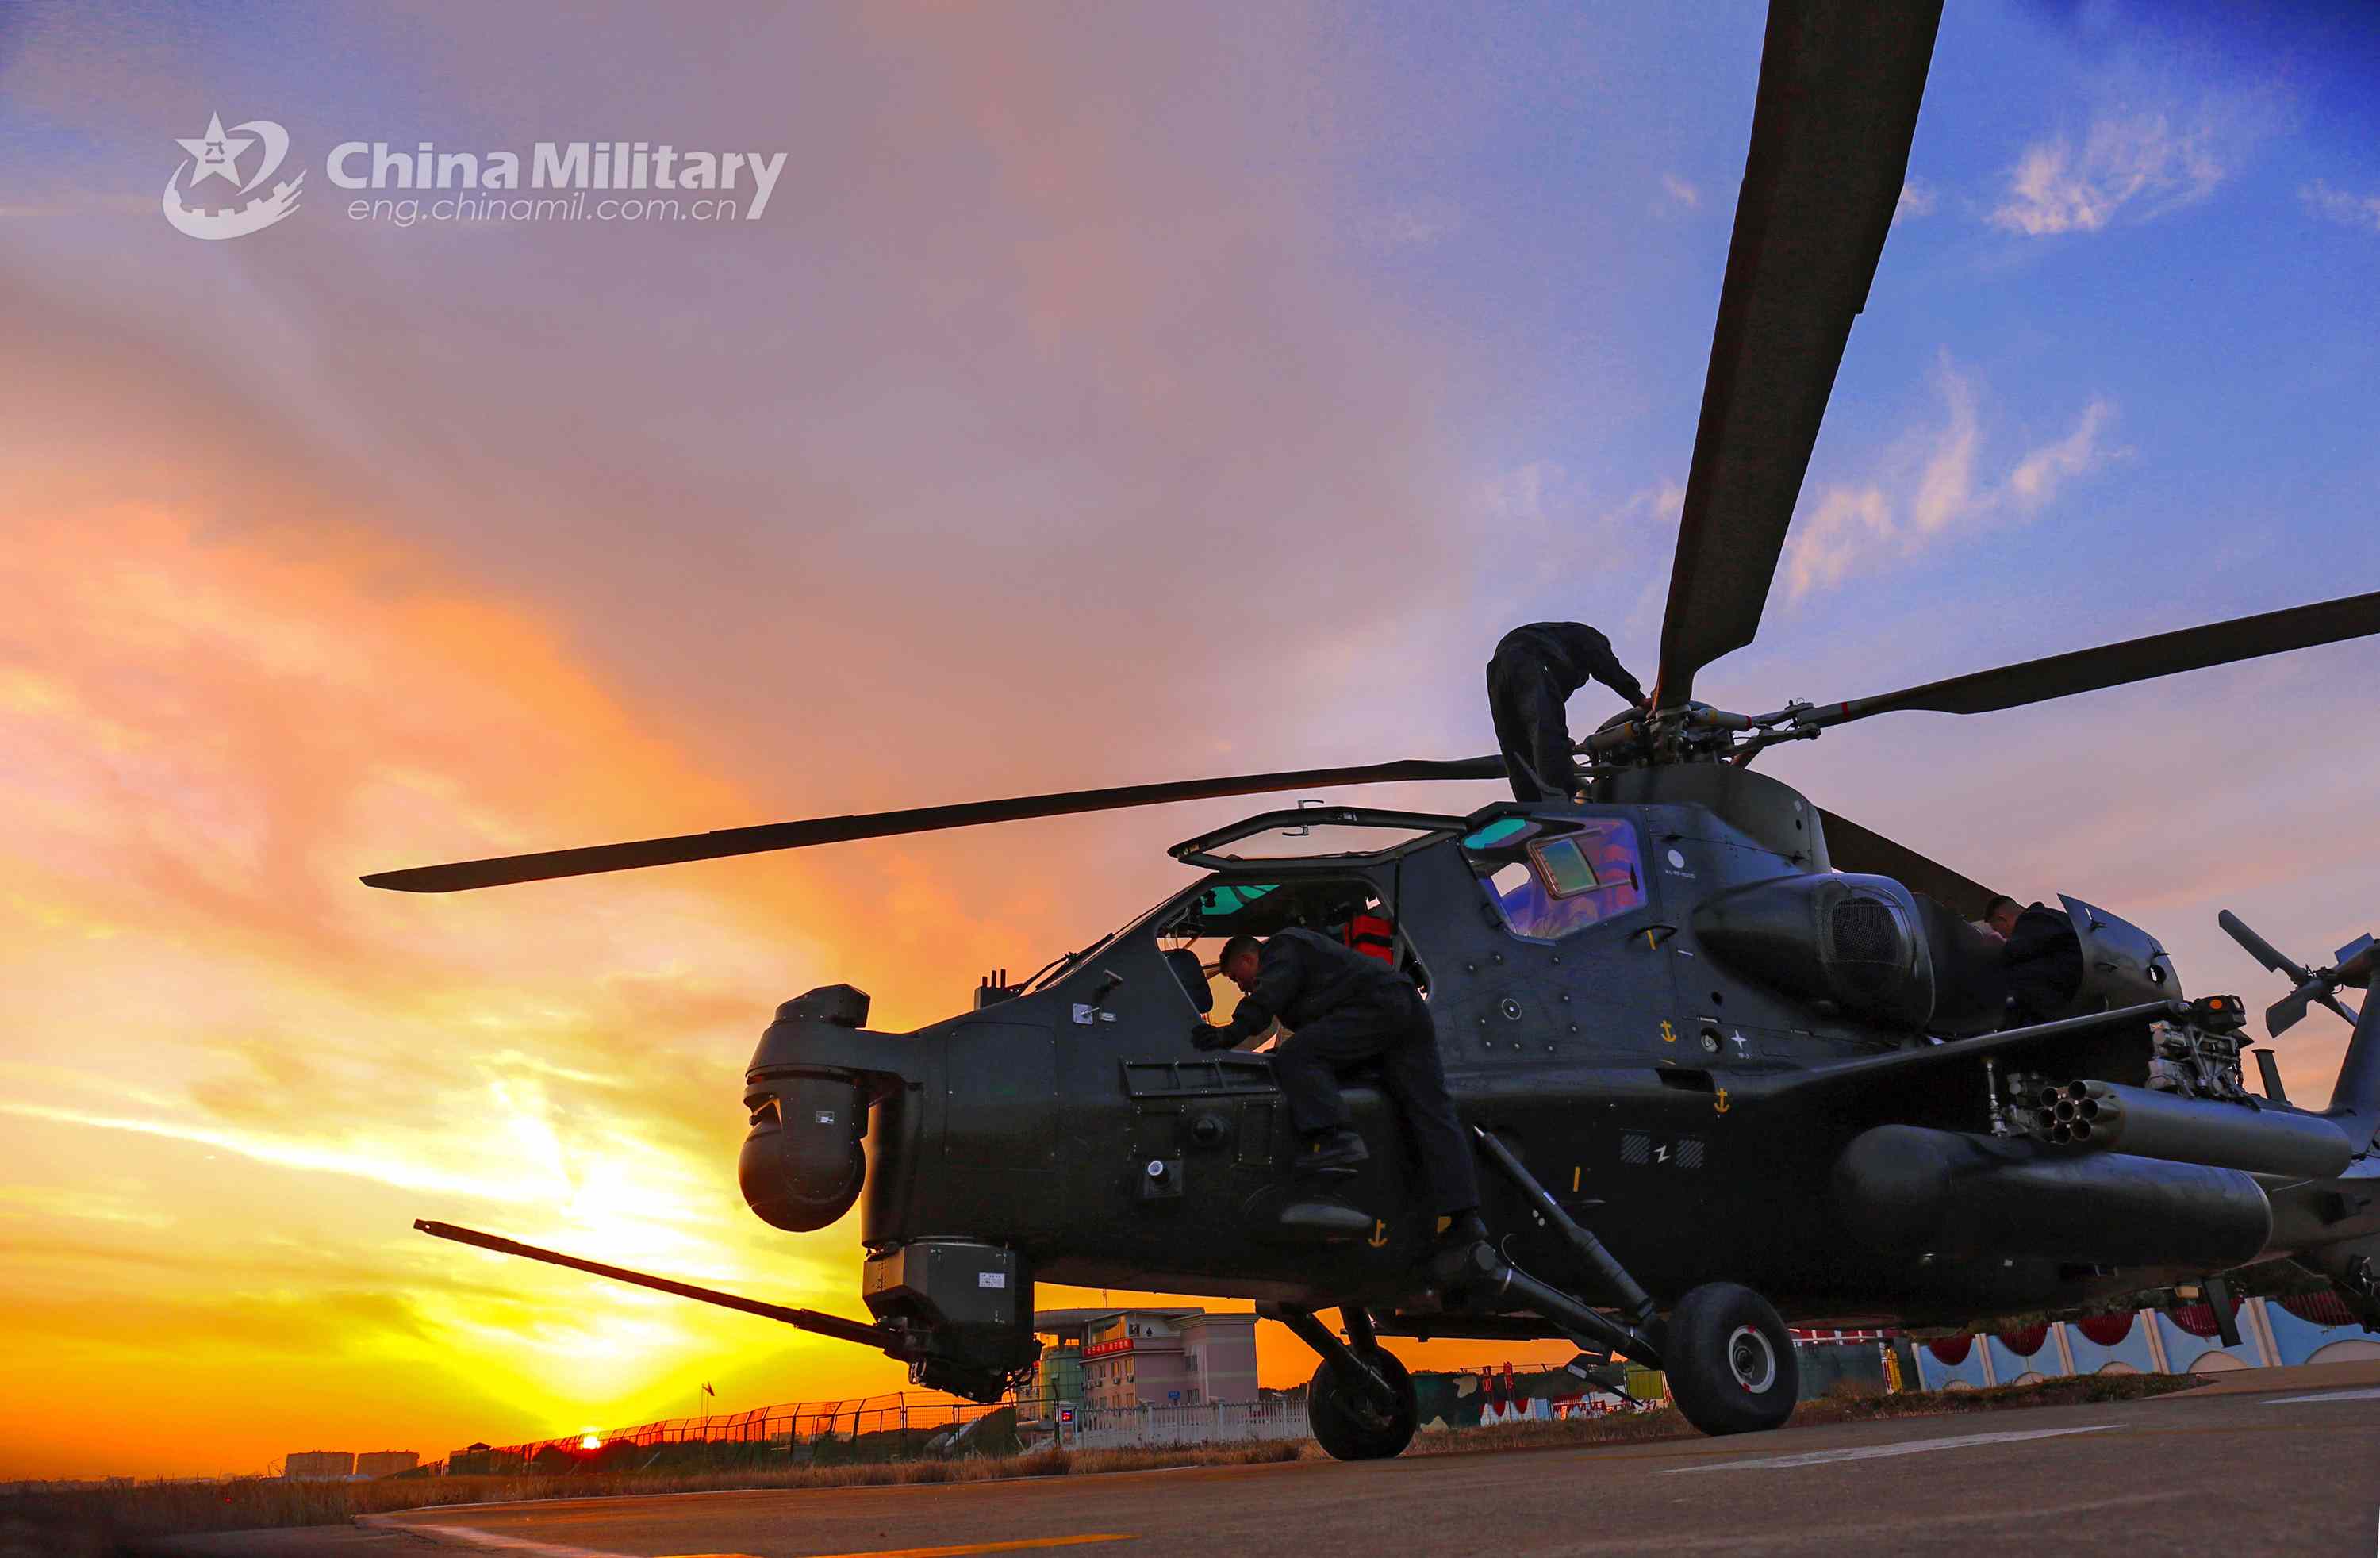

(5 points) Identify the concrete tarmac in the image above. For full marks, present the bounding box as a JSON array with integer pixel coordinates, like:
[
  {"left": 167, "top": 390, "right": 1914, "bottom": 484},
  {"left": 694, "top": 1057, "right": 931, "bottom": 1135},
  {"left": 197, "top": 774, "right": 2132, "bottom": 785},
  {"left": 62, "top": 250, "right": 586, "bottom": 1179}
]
[{"left": 178, "top": 1370, "right": 2380, "bottom": 1558}]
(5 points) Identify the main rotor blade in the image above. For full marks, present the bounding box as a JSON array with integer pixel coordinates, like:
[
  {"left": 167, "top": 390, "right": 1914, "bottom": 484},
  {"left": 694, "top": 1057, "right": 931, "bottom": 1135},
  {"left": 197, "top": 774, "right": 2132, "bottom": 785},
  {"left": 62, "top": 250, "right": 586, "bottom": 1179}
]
[
  {"left": 1802, "top": 590, "right": 2380, "bottom": 729},
  {"left": 1653, "top": 0, "right": 1944, "bottom": 708},
  {"left": 1818, "top": 808, "right": 1997, "bottom": 921},
  {"left": 363, "top": 754, "right": 1507, "bottom": 892}
]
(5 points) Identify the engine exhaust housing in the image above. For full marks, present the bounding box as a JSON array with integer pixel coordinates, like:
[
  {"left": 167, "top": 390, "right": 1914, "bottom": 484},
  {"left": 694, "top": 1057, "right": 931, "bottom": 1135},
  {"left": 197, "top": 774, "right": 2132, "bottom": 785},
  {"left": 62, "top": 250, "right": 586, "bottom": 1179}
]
[{"left": 1833, "top": 1123, "right": 2271, "bottom": 1269}]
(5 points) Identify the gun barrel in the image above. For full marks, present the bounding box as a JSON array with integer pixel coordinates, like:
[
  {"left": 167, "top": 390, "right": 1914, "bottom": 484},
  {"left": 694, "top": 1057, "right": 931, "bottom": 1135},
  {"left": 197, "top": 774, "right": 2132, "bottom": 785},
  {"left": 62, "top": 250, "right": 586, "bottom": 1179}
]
[{"left": 414, "top": 1219, "right": 892, "bottom": 1349}]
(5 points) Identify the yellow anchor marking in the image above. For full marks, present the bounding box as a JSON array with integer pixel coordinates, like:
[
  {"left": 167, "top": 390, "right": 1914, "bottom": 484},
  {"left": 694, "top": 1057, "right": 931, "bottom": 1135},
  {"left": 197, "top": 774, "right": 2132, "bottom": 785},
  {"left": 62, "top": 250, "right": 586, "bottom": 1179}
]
[
  {"left": 1659, "top": 1019, "right": 1677, "bottom": 1044},
  {"left": 1368, "top": 1218, "right": 1389, "bottom": 1249},
  {"left": 1714, "top": 1088, "right": 1731, "bottom": 1115}
]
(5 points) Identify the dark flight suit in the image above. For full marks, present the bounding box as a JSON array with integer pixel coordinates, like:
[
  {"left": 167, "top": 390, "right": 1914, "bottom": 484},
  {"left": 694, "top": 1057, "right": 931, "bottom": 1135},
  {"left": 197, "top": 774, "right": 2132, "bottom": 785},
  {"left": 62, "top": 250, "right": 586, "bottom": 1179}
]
[
  {"left": 1209, "top": 928, "right": 1480, "bottom": 1216},
  {"left": 2002, "top": 902, "right": 2084, "bottom": 1027},
  {"left": 1486, "top": 622, "right": 1647, "bottom": 803}
]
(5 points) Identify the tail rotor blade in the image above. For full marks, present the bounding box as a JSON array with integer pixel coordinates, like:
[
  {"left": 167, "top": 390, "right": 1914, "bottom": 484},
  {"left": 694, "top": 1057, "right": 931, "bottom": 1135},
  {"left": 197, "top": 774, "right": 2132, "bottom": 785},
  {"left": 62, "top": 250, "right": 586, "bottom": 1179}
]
[{"left": 2220, "top": 909, "right": 2311, "bottom": 981}]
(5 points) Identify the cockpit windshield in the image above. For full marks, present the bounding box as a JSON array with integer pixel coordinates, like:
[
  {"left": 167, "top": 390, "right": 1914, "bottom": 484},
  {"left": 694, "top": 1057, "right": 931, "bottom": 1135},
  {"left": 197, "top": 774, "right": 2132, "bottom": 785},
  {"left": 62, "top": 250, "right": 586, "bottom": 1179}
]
[
  {"left": 1463, "top": 815, "right": 1646, "bottom": 942},
  {"left": 1017, "top": 880, "right": 1295, "bottom": 996}
]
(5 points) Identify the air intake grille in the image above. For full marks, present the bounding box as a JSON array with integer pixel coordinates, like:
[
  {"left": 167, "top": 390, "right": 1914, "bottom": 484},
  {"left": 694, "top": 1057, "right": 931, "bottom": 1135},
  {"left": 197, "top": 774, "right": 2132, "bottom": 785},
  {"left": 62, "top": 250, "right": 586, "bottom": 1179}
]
[{"left": 1829, "top": 898, "right": 1903, "bottom": 966}]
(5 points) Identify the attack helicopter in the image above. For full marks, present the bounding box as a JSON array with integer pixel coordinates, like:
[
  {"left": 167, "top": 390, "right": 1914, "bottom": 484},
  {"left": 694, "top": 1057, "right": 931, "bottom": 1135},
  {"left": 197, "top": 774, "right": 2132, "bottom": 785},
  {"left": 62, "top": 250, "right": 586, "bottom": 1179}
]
[{"left": 378, "top": 2, "right": 2380, "bottom": 1458}]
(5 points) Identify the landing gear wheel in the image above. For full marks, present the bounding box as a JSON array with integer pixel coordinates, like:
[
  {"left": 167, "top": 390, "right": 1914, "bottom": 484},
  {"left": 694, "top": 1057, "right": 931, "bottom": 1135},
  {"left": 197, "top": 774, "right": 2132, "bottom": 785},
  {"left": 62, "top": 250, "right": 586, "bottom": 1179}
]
[
  {"left": 1662, "top": 1281, "right": 1798, "bottom": 1436},
  {"left": 1307, "top": 1346, "right": 1417, "bottom": 1461}
]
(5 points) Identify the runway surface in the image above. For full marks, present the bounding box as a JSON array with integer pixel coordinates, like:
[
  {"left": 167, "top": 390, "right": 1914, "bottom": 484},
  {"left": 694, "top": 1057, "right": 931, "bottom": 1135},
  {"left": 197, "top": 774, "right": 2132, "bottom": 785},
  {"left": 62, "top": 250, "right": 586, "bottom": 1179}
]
[{"left": 195, "top": 1368, "right": 2380, "bottom": 1557}]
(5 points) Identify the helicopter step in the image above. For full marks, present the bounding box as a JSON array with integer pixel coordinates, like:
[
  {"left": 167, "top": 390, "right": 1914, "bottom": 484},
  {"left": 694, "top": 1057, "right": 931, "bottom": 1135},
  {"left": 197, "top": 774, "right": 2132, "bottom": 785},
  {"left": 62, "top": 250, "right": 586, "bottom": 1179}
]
[{"left": 1244, "top": 1188, "right": 1377, "bottom": 1245}]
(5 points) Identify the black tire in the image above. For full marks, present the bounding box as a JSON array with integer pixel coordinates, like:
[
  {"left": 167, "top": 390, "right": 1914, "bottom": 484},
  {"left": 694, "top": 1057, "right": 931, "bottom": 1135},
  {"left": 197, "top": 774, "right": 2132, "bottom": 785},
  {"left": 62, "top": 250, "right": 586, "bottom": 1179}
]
[
  {"left": 1662, "top": 1281, "right": 1798, "bottom": 1436},
  {"left": 1307, "top": 1347, "right": 1417, "bottom": 1460}
]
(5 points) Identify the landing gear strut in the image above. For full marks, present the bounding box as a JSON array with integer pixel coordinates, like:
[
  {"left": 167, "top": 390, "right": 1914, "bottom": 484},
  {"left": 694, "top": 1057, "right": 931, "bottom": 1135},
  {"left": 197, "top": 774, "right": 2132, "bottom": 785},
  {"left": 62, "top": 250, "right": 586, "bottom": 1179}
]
[
  {"left": 1269, "top": 1304, "right": 1418, "bottom": 1461},
  {"left": 1458, "top": 1128, "right": 1800, "bottom": 1436}
]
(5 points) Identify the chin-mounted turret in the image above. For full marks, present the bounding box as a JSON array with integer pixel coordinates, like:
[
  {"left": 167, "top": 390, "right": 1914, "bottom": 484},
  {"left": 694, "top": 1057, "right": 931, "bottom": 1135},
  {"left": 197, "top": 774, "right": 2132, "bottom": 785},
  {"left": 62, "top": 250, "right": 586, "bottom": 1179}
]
[{"left": 739, "top": 984, "right": 879, "bottom": 1232}]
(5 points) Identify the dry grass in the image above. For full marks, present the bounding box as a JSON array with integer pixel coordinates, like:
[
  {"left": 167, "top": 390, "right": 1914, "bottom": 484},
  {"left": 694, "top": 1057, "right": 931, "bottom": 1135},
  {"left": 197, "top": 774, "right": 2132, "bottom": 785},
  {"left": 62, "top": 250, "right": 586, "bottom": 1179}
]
[
  {"left": 12, "top": 1441, "right": 1306, "bottom": 1555},
  {"left": 16, "top": 1372, "right": 2207, "bottom": 1555}
]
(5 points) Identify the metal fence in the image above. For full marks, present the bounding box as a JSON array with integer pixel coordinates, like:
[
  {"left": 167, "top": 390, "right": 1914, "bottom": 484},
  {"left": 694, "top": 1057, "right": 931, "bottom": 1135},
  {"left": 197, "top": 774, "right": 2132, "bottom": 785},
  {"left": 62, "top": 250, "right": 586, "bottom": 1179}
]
[
  {"left": 1059, "top": 1399, "right": 1310, "bottom": 1451},
  {"left": 449, "top": 1393, "right": 1012, "bottom": 1475},
  {"left": 447, "top": 1354, "right": 1691, "bottom": 1475}
]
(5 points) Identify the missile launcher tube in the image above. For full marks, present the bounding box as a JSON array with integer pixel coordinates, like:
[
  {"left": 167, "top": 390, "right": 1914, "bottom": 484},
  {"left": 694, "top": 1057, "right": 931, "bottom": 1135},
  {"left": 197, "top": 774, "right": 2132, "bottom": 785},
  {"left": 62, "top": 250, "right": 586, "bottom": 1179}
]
[{"left": 2035, "top": 1080, "right": 2353, "bottom": 1180}]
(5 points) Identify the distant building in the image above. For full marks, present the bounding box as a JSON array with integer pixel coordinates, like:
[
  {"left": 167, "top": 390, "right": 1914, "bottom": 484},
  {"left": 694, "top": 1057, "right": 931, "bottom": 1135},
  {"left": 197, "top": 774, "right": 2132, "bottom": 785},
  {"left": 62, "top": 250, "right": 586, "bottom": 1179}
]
[
  {"left": 1017, "top": 1337, "right": 1084, "bottom": 1424},
  {"left": 1019, "top": 1307, "right": 1192, "bottom": 1421},
  {"left": 444, "top": 1442, "right": 495, "bottom": 1475},
  {"left": 355, "top": 1450, "right": 420, "bottom": 1478},
  {"left": 1178, "top": 1313, "right": 1259, "bottom": 1405},
  {"left": 1024, "top": 1307, "right": 1261, "bottom": 1413},
  {"left": 283, "top": 1451, "right": 354, "bottom": 1481}
]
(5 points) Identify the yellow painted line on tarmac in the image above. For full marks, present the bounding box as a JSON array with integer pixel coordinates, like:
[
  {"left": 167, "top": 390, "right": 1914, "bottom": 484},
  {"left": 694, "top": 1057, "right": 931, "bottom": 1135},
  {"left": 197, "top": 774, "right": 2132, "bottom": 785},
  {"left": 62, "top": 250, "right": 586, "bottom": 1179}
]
[{"left": 660, "top": 1539, "right": 1135, "bottom": 1558}]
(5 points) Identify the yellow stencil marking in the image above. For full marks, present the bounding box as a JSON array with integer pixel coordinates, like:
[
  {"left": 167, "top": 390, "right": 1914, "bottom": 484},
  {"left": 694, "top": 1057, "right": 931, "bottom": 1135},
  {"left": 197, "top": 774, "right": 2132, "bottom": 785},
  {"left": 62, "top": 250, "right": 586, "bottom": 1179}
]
[
  {"left": 1368, "top": 1218, "right": 1389, "bottom": 1248},
  {"left": 1659, "top": 1019, "right": 1677, "bottom": 1044},
  {"left": 1713, "top": 1088, "right": 1731, "bottom": 1115},
  {"left": 1571, "top": 1165, "right": 1581, "bottom": 1192}
]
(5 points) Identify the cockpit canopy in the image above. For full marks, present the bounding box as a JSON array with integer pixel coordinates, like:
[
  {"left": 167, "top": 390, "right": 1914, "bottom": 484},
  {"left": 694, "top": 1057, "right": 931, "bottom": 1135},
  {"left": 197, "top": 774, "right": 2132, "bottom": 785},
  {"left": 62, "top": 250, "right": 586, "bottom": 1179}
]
[{"left": 1460, "top": 815, "right": 1648, "bottom": 943}]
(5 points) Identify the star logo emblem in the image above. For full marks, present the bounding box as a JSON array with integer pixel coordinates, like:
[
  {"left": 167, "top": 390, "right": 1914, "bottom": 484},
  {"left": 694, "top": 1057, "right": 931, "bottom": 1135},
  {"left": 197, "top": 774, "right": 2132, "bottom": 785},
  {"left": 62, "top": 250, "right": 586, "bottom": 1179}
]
[
  {"left": 160, "top": 111, "right": 300, "bottom": 240},
  {"left": 175, "top": 112, "right": 256, "bottom": 188}
]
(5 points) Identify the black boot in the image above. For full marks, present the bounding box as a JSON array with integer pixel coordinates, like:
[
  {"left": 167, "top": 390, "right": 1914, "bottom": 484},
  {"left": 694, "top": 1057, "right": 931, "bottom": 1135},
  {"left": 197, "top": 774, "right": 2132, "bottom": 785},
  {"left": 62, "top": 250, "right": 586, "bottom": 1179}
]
[
  {"left": 1436, "top": 1211, "right": 1490, "bottom": 1248},
  {"left": 1294, "top": 1127, "right": 1370, "bottom": 1176},
  {"left": 1427, "top": 1210, "right": 1496, "bottom": 1286}
]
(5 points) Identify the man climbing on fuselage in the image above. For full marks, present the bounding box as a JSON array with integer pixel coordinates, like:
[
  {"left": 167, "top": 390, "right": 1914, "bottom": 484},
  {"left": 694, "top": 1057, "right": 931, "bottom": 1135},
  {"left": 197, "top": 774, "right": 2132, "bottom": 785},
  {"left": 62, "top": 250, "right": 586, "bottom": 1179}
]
[
  {"left": 1987, "top": 893, "right": 2086, "bottom": 1028},
  {"left": 1190, "top": 929, "right": 1489, "bottom": 1256},
  {"left": 1486, "top": 622, "right": 1648, "bottom": 803}
]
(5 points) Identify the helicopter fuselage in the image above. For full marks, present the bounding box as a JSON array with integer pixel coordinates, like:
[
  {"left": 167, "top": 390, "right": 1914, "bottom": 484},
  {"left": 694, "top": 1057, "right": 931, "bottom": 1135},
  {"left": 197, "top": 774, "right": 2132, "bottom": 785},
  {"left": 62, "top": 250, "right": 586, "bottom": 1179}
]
[{"left": 736, "top": 766, "right": 2380, "bottom": 1397}]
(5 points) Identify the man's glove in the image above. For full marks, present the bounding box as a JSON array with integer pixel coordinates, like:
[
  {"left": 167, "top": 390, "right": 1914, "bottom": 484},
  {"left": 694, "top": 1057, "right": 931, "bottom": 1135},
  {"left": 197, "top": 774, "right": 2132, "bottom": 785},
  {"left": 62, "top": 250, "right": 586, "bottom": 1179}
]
[{"left": 1189, "top": 1021, "right": 1235, "bottom": 1051}]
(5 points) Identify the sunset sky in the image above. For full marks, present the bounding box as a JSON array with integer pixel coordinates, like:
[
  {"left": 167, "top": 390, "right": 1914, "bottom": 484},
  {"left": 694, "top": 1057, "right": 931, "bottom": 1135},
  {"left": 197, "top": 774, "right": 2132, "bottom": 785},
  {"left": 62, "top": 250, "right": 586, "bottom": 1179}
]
[{"left": 5, "top": 2, "right": 2379, "bottom": 1479}]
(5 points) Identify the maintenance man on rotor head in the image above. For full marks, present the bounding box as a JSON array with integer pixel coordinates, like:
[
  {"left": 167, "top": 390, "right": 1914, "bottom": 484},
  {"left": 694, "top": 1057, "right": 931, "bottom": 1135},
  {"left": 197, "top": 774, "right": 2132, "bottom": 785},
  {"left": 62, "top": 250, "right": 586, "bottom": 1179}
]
[
  {"left": 1487, "top": 622, "right": 1649, "bottom": 803},
  {"left": 1191, "top": 928, "right": 1489, "bottom": 1257}
]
